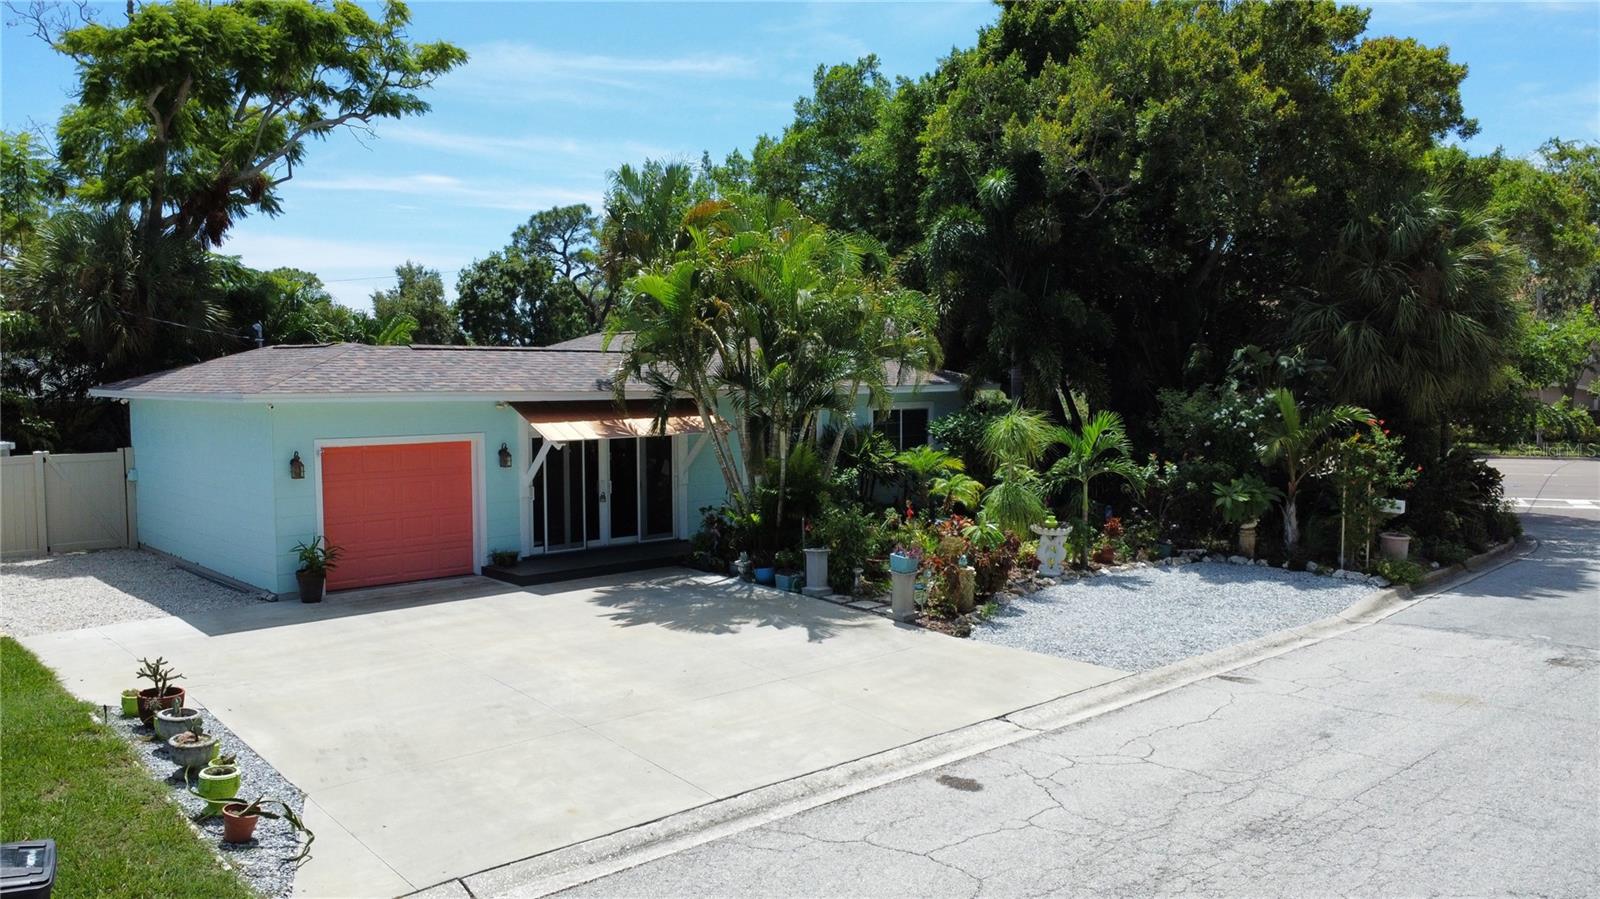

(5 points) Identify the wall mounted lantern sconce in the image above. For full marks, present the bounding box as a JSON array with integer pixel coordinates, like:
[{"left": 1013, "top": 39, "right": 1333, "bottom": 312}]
[
  {"left": 498, "top": 443, "right": 513, "bottom": 468},
  {"left": 289, "top": 451, "right": 305, "bottom": 480}
]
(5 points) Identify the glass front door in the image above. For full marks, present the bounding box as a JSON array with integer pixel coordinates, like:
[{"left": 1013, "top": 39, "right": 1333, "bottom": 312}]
[{"left": 532, "top": 435, "right": 675, "bottom": 553}]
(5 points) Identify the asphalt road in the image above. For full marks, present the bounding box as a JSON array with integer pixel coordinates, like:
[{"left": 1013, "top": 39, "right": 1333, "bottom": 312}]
[{"left": 564, "top": 458, "right": 1599, "bottom": 898}]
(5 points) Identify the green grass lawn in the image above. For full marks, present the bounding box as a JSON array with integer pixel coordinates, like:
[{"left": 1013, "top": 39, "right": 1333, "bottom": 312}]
[{"left": 0, "top": 637, "right": 255, "bottom": 898}]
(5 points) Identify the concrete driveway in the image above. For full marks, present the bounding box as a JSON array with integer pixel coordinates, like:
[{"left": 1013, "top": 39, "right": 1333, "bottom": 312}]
[{"left": 19, "top": 569, "right": 1120, "bottom": 896}]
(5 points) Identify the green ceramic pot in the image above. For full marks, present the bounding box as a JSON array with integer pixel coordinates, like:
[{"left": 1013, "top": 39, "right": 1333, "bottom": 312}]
[
  {"left": 120, "top": 692, "right": 140, "bottom": 718},
  {"left": 196, "top": 763, "right": 242, "bottom": 814}
]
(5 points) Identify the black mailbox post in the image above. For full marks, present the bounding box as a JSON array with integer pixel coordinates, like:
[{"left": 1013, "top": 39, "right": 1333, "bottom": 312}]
[{"left": 0, "top": 841, "right": 57, "bottom": 898}]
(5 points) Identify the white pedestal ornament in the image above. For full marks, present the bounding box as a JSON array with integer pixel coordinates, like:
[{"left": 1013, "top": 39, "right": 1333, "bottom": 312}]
[
  {"left": 1031, "top": 523, "right": 1071, "bottom": 576},
  {"left": 890, "top": 569, "right": 917, "bottom": 621}
]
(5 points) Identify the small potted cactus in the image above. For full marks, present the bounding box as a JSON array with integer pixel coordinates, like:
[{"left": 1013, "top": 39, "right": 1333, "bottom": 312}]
[
  {"left": 154, "top": 706, "right": 203, "bottom": 742},
  {"left": 134, "top": 657, "right": 185, "bottom": 725}
]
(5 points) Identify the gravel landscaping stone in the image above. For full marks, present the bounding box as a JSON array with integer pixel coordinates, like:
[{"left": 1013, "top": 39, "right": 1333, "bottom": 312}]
[
  {"left": 1, "top": 549, "right": 266, "bottom": 637},
  {"left": 105, "top": 702, "right": 306, "bottom": 898},
  {"left": 972, "top": 561, "right": 1376, "bottom": 671}
]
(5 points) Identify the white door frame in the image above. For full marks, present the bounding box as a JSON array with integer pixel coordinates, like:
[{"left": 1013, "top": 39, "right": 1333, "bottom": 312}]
[
  {"left": 520, "top": 431, "right": 689, "bottom": 556},
  {"left": 312, "top": 433, "right": 487, "bottom": 576}
]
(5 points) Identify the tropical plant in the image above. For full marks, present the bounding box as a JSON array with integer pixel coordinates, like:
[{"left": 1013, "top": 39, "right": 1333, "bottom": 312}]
[
  {"left": 1258, "top": 388, "right": 1370, "bottom": 554},
  {"left": 977, "top": 408, "right": 1056, "bottom": 537},
  {"left": 930, "top": 471, "right": 984, "bottom": 515},
  {"left": 292, "top": 537, "right": 342, "bottom": 575},
  {"left": 1045, "top": 410, "right": 1145, "bottom": 566},
  {"left": 1211, "top": 476, "right": 1280, "bottom": 526},
  {"left": 1298, "top": 186, "right": 1520, "bottom": 437},
  {"left": 894, "top": 445, "right": 963, "bottom": 510}
]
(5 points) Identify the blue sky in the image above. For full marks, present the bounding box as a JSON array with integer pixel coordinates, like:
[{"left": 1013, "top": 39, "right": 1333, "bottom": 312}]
[{"left": 3, "top": 1, "right": 1597, "bottom": 309}]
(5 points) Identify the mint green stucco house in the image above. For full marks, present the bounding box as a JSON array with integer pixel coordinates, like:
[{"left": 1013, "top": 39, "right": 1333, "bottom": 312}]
[{"left": 90, "top": 334, "right": 962, "bottom": 597}]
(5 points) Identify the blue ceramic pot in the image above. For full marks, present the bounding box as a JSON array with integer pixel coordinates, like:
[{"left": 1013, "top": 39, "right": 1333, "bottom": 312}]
[
  {"left": 889, "top": 552, "right": 919, "bottom": 574},
  {"left": 754, "top": 566, "right": 776, "bottom": 585},
  {"left": 775, "top": 572, "right": 803, "bottom": 592}
]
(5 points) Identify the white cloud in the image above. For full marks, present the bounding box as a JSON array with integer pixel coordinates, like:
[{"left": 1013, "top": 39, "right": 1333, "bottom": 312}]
[
  {"left": 436, "top": 41, "right": 757, "bottom": 106},
  {"left": 382, "top": 125, "right": 678, "bottom": 165},
  {"left": 216, "top": 230, "right": 482, "bottom": 310},
  {"left": 295, "top": 171, "right": 602, "bottom": 212}
]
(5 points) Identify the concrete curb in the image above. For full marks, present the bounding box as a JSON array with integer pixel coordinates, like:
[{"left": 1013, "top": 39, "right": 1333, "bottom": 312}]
[{"left": 416, "top": 538, "right": 1530, "bottom": 899}]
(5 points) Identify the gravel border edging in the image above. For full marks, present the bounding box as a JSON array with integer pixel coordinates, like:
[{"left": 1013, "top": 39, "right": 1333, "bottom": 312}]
[{"left": 104, "top": 702, "right": 306, "bottom": 898}]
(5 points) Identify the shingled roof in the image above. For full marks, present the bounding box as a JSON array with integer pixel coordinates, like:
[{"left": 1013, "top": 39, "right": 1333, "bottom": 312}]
[
  {"left": 89, "top": 336, "right": 963, "bottom": 400},
  {"left": 90, "top": 344, "right": 636, "bottom": 399}
]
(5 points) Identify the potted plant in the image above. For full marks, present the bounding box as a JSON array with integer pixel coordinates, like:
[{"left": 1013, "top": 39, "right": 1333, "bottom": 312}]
[
  {"left": 167, "top": 728, "right": 221, "bottom": 771},
  {"left": 189, "top": 757, "right": 241, "bottom": 815},
  {"left": 120, "top": 689, "right": 140, "bottom": 718},
  {"left": 221, "top": 796, "right": 316, "bottom": 859},
  {"left": 752, "top": 552, "right": 776, "bottom": 586},
  {"left": 1379, "top": 530, "right": 1412, "bottom": 561},
  {"left": 888, "top": 543, "right": 922, "bottom": 574},
  {"left": 773, "top": 549, "right": 804, "bottom": 592},
  {"left": 488, "top": 549, "right": 519, "bottom": 567},
  {"left": 1212, "top": 476, "right": 1280, "bottom": 559},
  {"left": 154, "top": 705, "right": 203, "bottom": 742},
  {"left": 134, "top": 657, "right": 185, "bottom": 725},
  {"left": 293, "top": 537, "right": 342, "bottom": 603}
]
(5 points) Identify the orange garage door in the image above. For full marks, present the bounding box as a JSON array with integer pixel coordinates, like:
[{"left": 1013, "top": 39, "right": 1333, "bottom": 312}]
[{"left": 321, "top": 441, "right": 474, "bottom": 590}]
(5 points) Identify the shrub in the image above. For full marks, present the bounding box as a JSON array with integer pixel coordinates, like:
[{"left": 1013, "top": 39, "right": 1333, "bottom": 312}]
[
  {"left": 1370, "top": 558, "right": 1426, "bottom": 586},
  {"left": 1395, "top": 448, "right": 1506, "bottom": 552},
  {"left": 1422, "top": 539, "right": 1471, "bottom": 567},
  {"left": 815, "top": 500, "right": 891, "bottom": 593}
]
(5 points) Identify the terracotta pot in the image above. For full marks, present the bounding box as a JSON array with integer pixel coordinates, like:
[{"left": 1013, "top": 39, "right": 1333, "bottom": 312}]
[
  {"left": 137, "top": 687, "right": 185, "bottom": 726},
  {"left": 221, "top": 803, "right": 259, "bottom": 844},
  {"left": 296, "top": 569, "right": 326, "bottom": 603}
]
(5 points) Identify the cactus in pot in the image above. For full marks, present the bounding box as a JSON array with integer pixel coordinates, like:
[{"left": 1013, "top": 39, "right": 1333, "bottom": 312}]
[{"left": 167, "top": 728, "right": 220, "bottom": 771}]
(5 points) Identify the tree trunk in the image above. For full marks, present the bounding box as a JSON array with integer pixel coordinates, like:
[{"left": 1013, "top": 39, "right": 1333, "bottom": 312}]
[{"left": 1282, "top": 492, "right": 1301, "bottom": 555}]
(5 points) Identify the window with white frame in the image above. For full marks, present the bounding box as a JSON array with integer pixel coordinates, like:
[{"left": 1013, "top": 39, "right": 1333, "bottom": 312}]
[{"left": 875, "top": 406, "right": 931, "bottom": 451}]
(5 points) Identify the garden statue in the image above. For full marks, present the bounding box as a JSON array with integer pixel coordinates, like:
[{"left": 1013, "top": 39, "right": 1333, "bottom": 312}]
[{"left": 1032, "top": 521, "right": 1071, "bottom": 576}]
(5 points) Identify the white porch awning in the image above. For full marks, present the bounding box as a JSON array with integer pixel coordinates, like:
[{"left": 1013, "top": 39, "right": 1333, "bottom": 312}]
[{"left": 511, "top": 400, "right": 716, "bottom": 443}]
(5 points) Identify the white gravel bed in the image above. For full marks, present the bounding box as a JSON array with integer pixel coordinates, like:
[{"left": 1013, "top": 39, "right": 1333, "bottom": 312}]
[
  {"left": 1, "top": 549, "right": 265, "bottom": 636},
  {"left": 106, "top": 703, "right": 306, "bottom": 898},
  {"left": 973, "top": 562, "right": 1377, "bottom": 671}
]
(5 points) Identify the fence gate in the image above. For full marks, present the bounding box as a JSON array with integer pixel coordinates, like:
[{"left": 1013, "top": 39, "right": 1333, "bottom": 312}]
[{"left": 1, "top": 449, "right": 136, "bottom": 558}]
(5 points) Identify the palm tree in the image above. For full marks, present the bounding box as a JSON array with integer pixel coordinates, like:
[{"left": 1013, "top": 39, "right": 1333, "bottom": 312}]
[
  {"left": 930, "top": 471, "right": 984, "bottom": 515},
  {"left": 1296, "top": 186, "right": 1519, "bottom": 444},
  {"left": 978, "top": 406, "right": 1057, "bottom": 534},
  {"left": 1258, "top": 388, "right": 1370, "bottom": 554},
  {"left": 1045, "top": 410, "right": 1144, "bottom": 566},
  {"left": 610, "top": 259, "right": 746, "bottom": 504},
  {"left": 894, "top": 445, "right": 963, "bottom": 511},
  {"left": 599, "top": 160, "right": 700, "bottom": 288}
]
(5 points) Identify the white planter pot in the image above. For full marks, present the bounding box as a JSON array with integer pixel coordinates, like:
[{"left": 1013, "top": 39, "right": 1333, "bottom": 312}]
[
  {"left": 1379, "top": 532, "right": 1411, "bottom": 561},
  {"left": 802, "top": 548, "right": 831, "bottom": 597}
]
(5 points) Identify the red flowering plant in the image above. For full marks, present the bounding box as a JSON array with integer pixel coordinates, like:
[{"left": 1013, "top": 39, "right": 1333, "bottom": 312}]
[{"left": 1327, "top": 421, "right": 1414, "bottom": 569}]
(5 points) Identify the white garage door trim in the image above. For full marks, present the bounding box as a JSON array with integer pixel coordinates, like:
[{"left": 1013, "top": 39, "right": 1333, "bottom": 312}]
[{"left": 312, "top": 433, "right": 488, "bottom": 579}]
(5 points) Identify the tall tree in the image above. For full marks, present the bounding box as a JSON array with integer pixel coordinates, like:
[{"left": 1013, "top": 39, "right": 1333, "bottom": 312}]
[
  {"left": 371, "top": 262, "right": 460, "bottom": 345},
  {"left": 53, "top": 0, "right": 465, "bottom": 249}
]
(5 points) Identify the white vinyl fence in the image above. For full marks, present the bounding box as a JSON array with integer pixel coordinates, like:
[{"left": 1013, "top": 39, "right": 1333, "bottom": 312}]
[{"left": 1, "top": 449, "right": 137, "bottom": 558}]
